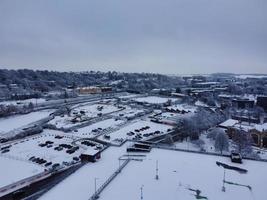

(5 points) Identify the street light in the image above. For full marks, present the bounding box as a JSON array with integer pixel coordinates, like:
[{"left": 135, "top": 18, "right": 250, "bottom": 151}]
[
  {"left": 140, "top": 185, "right": 144, "bottom": 200},
  {"left": 93, "top": 178, "right": 99, "bottom": 199},
  {"left": 155, "top": 160, "right": 159, "bottom": 180}
]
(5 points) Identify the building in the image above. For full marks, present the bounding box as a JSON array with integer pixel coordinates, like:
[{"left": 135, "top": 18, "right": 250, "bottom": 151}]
[
  {"left": 257, "top": 96, "right": 267, "bottom": 112},
  {"left": 232, "top": 98, "right": 255, "bottom": 109},
  {"left": 77, "top": 86, "right": 112, "bottom": 94},
  {"left": 219, "top": 119, "right": 267, "bottom": 148},
  {"left": 80, "top": 149, "right": 101, "bottom": 162}
]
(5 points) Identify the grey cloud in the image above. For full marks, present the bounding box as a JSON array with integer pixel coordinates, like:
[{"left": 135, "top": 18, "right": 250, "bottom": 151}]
[{"left": 0, "top": 0, "right": 266, "bottom": 74}]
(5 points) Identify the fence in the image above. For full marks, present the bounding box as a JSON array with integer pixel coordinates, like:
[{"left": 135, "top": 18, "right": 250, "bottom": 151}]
[
  {"left": 152, "top": 144, "right": 267, "bottom": 163},
  {"left": 89, "top": 159, "right": 130, "bottom": 200}
]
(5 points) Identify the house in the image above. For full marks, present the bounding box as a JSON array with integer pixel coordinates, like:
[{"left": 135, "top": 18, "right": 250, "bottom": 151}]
[
  {"left": 232, "top": 98, "right": 255, "bottom": 109},
  {"left": 219, "top": 119, "right": 267, "bottom": 148},
  {"left": 80, "top": 149, "right": 101, "bottom": 162}
]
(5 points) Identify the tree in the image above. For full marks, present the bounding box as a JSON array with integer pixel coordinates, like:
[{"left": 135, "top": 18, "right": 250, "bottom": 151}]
[
  {"left": 214, "top": 131, "right": 229, "bottom": 154},
  {"left": 175, "top": 87, "right": 181, "bottom": 93},
  {"left": 232, "top": 129, "right": 253, "bottom": 155},
  {"left": 28, "top": 102, "right": 34, "bottom": 110}
]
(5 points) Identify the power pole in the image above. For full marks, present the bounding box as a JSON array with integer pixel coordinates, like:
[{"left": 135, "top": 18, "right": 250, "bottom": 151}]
[
  {"left": 155, "top": 160, "right": 159, "bottom": 180},
  {"left": 93, "top": 178, "right": 99, "bottom": 199},
  {"left": 222, "top": 169, "right": 226, "bottom": 192},
  {"left": 140, "top": 185, "right": 144, "bottom": 200}
]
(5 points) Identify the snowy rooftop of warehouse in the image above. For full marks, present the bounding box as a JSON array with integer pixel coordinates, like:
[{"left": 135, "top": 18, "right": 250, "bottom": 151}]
[
  {"left": 2, "top": 129, "right": 103, "bottom": 168},
  {"left": 134, "top": 96, "right": 177, "bottom": 104},
  {"left": 0, "top": 109, "right": 54, "bottom": 135},
  {"left": 69, "top": 118, "right": 125, "bottom": 138},
  {"left": 99, "top": 148, "right": 267, "bottom": 200},
  {"left": 98, "top": 119, "right": 174, "bottom": 145},
  {"left": 0, "top": 156, "right": 44, "bottom": 188}
]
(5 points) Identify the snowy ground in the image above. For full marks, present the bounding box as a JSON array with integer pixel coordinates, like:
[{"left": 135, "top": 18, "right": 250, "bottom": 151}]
[
  {"left": 0, "top": 156, "right": 44, "bottom": 188},
  {"left": 2, "top": 129, "right": 103, "bottom": 169},
  {"left": 98, "top": 120, "right": 174, "bottom": 145},
  {"left": 99, "top": 148, "right": 267, "bottom": 200},
  {"left": 0, "top": 110, "right": 54, "bottom": 135},
  {"left": 134, "top": 96, "right": 177, "bottom": 104},
  {"left": 48, "top": 103, "right": 121, "bottom": 129},
  {"left": 173, "top": 132, "right": 235, "bottom": 154},
  {"left": 39, "top": 144, "right": 128, "bottom": 200}
]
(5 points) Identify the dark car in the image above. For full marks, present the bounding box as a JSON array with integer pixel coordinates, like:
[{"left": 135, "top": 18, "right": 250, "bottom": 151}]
[
  {"left": 231, "top": 152, "right": 242, "bottom": 164},
  {"left": 45, "top": 162, "right": 52, "bottom": 167}
]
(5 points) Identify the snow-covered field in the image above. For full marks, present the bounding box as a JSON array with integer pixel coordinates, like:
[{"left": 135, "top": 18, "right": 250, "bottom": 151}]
[
  {"left": 99, "top": 120, "right": 174, "bottom": 145},
  {"left": 2, "top": 129, "right": 103, "bottom": 168},
  {"left": 134, "top": 96, "right": 176, "bottom": 104},
  {"left": 48, "top": 103, "right": 121, "bottom": 129},
  {"left": 99, "top": 148, "right": 267, "bottom": 200},
  {"left": 39, "top": 144, "right": 128, "bottom": 200},
  {"left": 0, "top": 156, "right": 44, "bottom": 188},
  {"left": 70, "top": 118, "right": 125, "bottom": 138},
  {"left": 0, "top": 110, "right": 53, "bottom": 135}
]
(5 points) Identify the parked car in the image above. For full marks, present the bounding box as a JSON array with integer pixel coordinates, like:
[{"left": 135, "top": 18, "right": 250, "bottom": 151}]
[{"left": 231, "top": 152, "right": 242, "bottom": 164}]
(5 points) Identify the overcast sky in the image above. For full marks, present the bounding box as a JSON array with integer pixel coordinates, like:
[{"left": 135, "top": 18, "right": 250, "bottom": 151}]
[{"left": 0, "top": 0, "right": 266, "bottom": 74}]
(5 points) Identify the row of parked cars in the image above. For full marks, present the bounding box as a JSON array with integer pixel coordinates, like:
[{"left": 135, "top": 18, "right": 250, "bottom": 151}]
[
  {"left": 29, "top": 156, "right": 53, "bottom": 167},
  {"left": 1, "top": 144, "right": 12, "bottom": 153},
  {"left": 39, "top": 140, "right": 54, "bottom": 148}
]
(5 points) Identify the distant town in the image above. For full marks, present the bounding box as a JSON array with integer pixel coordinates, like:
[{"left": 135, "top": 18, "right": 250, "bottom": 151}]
[{"left": 0, "top": 70, "right": 267, "bottom": 200}]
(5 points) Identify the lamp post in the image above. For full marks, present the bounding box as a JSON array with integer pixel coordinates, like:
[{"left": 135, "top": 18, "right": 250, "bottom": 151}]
[
  {"left": 155, "top": 160, "right": 159, "bottom": 180},
  {"left": 222, "top": 169, "right": 226, "bottom": 192},
  {"left": 93, "top": 178, "right": 99, "bottom": 199},
  {"left": 140, "top": 185, "right": 144, "bottom": 200}
]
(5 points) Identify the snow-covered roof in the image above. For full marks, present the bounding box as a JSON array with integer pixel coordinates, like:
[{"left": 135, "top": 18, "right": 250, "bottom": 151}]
[
  {"left": 254, "top": 123, "right": 267, "bottom": 132},
  {"left": 219, "top": 119, "right": 239, "bottom": 127},
  {"left": 82, "top": 148, "right": 99, "bottom": 156},
  {"left": 220, "top": 119, "right": 267, "bottom": 132}
]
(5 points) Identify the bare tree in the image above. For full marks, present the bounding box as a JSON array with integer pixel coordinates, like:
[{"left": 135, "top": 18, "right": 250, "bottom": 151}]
[
  {"left": 214, "top": 130, "right": 229, "bottom": 154},
  {"left": 232, "top": 129, "right": 253, "bottom": 155}
]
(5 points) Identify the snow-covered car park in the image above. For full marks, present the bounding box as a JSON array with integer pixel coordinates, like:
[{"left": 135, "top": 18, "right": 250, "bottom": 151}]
[
  {"left": 0, "top": 129, "right": 105, "bottom": 170},
  {"left": 48, "top": 103, "right": 122, "bottom": 129},
  {"left": 69, "top": 118, "right": 125, "bottom": 138},
  {"left": 110, "top": 106, "right": 146, "bottom": 120},
  {"left": 98, "top": 120, "right": 174, "bottom": 145}
]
